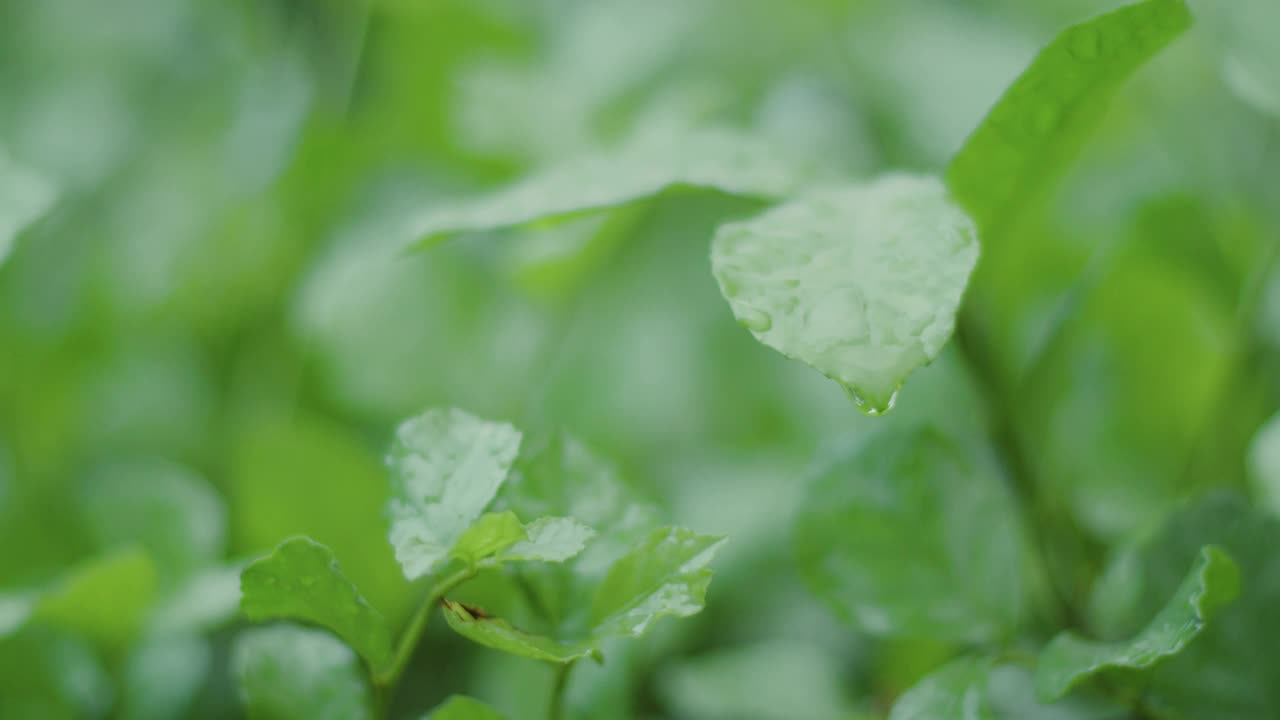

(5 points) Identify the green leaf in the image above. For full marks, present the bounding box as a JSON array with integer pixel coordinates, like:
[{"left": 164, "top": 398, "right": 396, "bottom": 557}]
[
  {"left": 710, "top": 174, "right": 979, "bottom": 413},
  {"left": 1190, "top": 0, "right": 1280, "bottom": 116},
  {"left": 121, "top": 634, "right": 210, "bottom": 720},
  {"left": 240, "top": 537, "right": 394, "bottom": 672},
  {"left": 501, "top": 517, "right": 596, "bottom": 563},
  {"left": 946, "top": 0, "right": 1193, "bottom": 238},
  {"left": 0, "top": 148, "right": 57, "bottom": 265},
  {"left": 428, "top": 695, "right": 508, "bottom": 720},
  {"left": 387, "top": 408, "right": 522, "bottom": 580},
  {"left": 794, "top": 425, "right": 1027, "bottom": 643},
  {"left": 34, "top": 547, "right": 158, "bottom": 650},
  {"left": 891, "top": 658, "right": 1128, "bottom": 720},
  {"left": 408, "top": 129, "right": 805, "bottom": 249},
  {"left": 232, "top": 625, "right": 373, "bottom": 720},
  {"left": 452, "top": 512, "right": 527, "bottom": 565},
  {"left": 443, "top": 526, "right": 724, "bottom": 663},
  {"left": 1036, "top": 545, "right": 1239, "bottom": 701},
  {"left": 1083, "top": 492, "right": 1280, "bottom": 718}
]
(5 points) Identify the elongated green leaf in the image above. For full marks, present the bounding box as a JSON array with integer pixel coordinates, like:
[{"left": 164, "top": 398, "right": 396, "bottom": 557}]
[
  {"left": 795, "top": 426, "right": 1027, "bottom": 643},
  {"left": 1036, "top": 545, "right": 1239, "bottom": 700},
  {"left": 501, "top": 517, "right": 596, "bottom": 563},
  {"left": 232, "top": 625, "right": 372, "bottom": 720},
  {"left": 452, "top": 512, "right": 527, "bottom": 566},
  {"left": 947, "top": 0, "right": 1193, "bottom": 237},
  {"left": 891, "top": 658, "right": 1128, "bottom": 720},
  {"left": 240, "top": 537, "right": 393, "bottom": 671},
  {"left": 34, "top": 547, "right": 158, "bottom": 650},
  {"left": 408, "top": 129, "right": 804, "bottom": 249},
  {"left": 1085, "top": 493, "right": 1280, "bottom": 719},
  {"left": 387, "top": 408, "right": 522, "bottom": 580},
  {"left": 428, "top": 695, "right": 508, "bottom": 720},
  {"left": 711, "top": 174, "right": 978, "bottom": 413},
  {"left": 0, "top": 149, "right": 57, "bottom": 265},
  {"left": 443, "top": 526, "right": 724, "bottom": 663}
]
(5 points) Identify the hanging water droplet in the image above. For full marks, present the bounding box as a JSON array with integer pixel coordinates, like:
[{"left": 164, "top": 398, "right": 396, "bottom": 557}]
[
  {"left": 839, "top": 382, "right": 899, "bottom": 416},
  {"left": 738, "top": 307, "right": 772, "bottom": 332},
  {"left": 1068, "top": 28, "right": 1100, "bottom": 60}
]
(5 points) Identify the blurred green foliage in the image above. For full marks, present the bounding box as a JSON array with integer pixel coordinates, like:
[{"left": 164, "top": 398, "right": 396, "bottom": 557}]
[{"left": 0, "top": 0, "right": 1277, "bottom": 718}]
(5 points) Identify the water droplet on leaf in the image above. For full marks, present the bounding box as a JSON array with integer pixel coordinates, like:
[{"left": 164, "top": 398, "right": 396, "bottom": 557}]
[
  {"left": 738, "top": 308, "right": 772, "bottom": 332},
  {"left": 839, "top": 382, "right": 899, "bottom": 416}
]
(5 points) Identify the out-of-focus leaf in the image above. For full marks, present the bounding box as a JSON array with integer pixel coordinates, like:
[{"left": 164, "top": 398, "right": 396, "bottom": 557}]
[
  {"left": 240, "top": 537, "right": 393, "bottom": 672},
  {"left": 78, "top": 459, "right": 225, "bottom": 581},
  {"left": 443, "top": 527, "right": 724, "bottom": 663},
  {"left": 1036, "top": 545, "right": 1239, "bottom": 700},
  {"left": 710, "top": 174, "right": 978, "bottom": 413},
  {"left": 890, "top": 658, "right": 1128, "bottom": 720},
  {"left": 387, "top": 408, "right": 522, "bottom": 580},
  {"left": 149, "top": 563, "right": 243, "bottom": 636},
  {"left": 34, "top": 546, "right": 158, "bottom": 650},
  {"left": 428, "top": 695, "right": 508, "bottom": 720},
  {"left": 408, "top": 129, "right": 805, "bottom": 249},
  {"left": 1189, "top": 0, "right": 1280, "bottom": 116},
  {"left": 0, "top": 149, "right": 57, "bottom": 265},
  {"left": 1248, "top": 412, "right": 1280, "bottom": 515},
  {"left": 452, "top": 512, "right": 527, "bottom": 566},
  {"left": 794, "top": 426, "right": 1027, "bottom": 643},
  {"left": 947, "top": 0, "right": 1193, "bottom": 238},
  {"left": 1084, "top": 493, "right": 1280, "bottom": 719},
  {"left": 232, "top": 625, "right": 373, "bottom": 720},
  {"left": 0, "top": 628, "right": 112, "bottom": 719},
  {"left": 501, "top": 517, "right": 595, "bottom": 563},
  {"left": 121, "top": 634, "right": 210, "bottom": 720}
]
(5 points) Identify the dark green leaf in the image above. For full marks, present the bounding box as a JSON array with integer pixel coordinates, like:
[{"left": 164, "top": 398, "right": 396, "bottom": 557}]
[
  {"left": 232, "top": 625, "right": 373, "bottom": 720},
  {"left": 240, "top": 537, "right": 394, "bottom": 672},
  {"left": 710, "top": 174, "right": 979, "bottom": 413}
]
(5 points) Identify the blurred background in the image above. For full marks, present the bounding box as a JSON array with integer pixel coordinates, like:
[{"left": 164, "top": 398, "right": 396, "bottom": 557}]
[{"left": 0, "top": 0, "right": 1276, "bottom": 717}]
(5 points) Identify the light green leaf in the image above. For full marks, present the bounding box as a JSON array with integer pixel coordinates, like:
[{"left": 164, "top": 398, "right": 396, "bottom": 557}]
[
  {"left": 232, "top": 625, "right": 372, "bottom": 720},
  {"left": 387, "top": 408, "right": 522, "bottom": 580},
  {"left": 946, "top": 0, "right": 1193, "bottom": 237},
  {"left": 891, "top": 659, "right": 1128, "bottom": 720},
  {"left": 1084, "top": 492, "right": 1280, "bottom": 718},
  {"left": 0, "top": 594, "right": 34, "bottom": 639},
  {"left": 240, "top": 537, "right": 393, "bottom": 672},
  {"left": 428, "top": 695, "right": 508, "bottom": 720},
  {"left": 121, "top": 634, "right": 210, "bottom": 720},
  {"left": 1189, "top": 0, "right": 1280, "bottom": 116},
  {"left": 710, "top": 174, "right": 979, "bottom": 413},
  {"left": 34, "top": 547, "right": 158, "bottom": 650},
  {"left": 1247, "top": 411, "right": 1280, "bottom": 516},
  {"left": 443, "top": 526, "right": 724, "bottom": 663},
  {"left": 453, "top": 512, "right": 527, "bottom": 565},
  {"left": 408, "top": 129, "right": 804, "bottom": 249},
  {"left": 794, "top": 426, "right": 1027, "bottom": 643},
  {"left": 501, "top": 517, "right": 596, "bottom": 563},
  {"left": 1036, "top": 545, "right": 1239, "bottom": 701},
  {"left": 0, "top": 149, "right": 57, "bottom": 265}
]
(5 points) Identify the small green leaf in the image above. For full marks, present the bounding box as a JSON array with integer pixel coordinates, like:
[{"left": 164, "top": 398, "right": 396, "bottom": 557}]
[
  {"left": 947, "top": 0, "right": 1193, "bottom": 238},
  {"left": 408, "top": 129, "right": 805, "bottom": 249},
  {"left": 240, "top": 537, "right": 393, "bottom": 672},
  {"left": 501, "top": 517, "right": 595, "bottom": 563},
  {"left": 0, "top": 148, "right": 57, "bottom": 265},
  {"left": 387, "top": 408, "right": 522, "bottom": 580},
  {"left": 1036, "top": 545, "right": 1239, "bottom": 701},
  {"left": 232, "top": 625, "right": 372, "bottom": 720},
  {"left": 710, "top": 174, "right": 979, "bottom": 413},
  {"left": 794, "top": 426, "right": 1027, "bottom": 643},
  {"left": 34, "top": 547, "right": 158, "bottom": 650},
  {"left": 441, "top": 600, "right": 593, "bottom": 664},
  {"left": 428, "top": 695, "right": 508, "bottom": 720},
  {"left": 452, "top": 512, "right": 527, "bottom": 565}
]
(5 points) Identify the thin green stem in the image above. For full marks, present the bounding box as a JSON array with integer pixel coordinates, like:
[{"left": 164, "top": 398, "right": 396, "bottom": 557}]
[{"left": 547, "top": 660, "right": 576, "bottom": 720}]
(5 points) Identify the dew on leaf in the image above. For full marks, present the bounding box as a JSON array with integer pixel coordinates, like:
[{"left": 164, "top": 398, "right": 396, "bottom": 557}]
[{"left": 737, "top": 308, "right": 773, "bottom": 332}]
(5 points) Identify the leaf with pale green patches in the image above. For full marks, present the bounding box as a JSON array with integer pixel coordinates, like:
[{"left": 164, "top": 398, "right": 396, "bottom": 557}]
[
  {"left": 1036, "top": 545, "right": 1239, "bottom": 701},
  {"left": 232, "top": 625, "right": 372, "bottom": 720},
  {"left": 428, "top": 695, "right": 508, "bottom": 720},
  {"left": 946, "top": 0, "right": 1193, "bottom": 239},
  {"left": 711, "top": 174, "right": 979, "bottom": 413},
  {"left": 408, "top": 129, "right": 806, "bottom": 250},
  {"left": 452, "top": 512, "right": 527, "bottom": 566},
  {"left": 501, "top": 517, "right": 596, "bottom": 563},
  {"left": 386, "top": 408, "right": 523, "bottom": 580},
  {"left": 240, "top": 537, "right": 393, "bottom": 672},
  {"left": 442, "top": 527, "right": 724, "bottom": 663}
]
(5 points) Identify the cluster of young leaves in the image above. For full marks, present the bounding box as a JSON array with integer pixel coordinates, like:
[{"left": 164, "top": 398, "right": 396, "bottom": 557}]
[{"left": 235, "top": 408, "right": 723, "bottom": 718}]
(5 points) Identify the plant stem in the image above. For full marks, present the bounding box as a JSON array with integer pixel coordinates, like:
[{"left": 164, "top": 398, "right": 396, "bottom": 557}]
[{"left": 547, "top": 660, "right": 576, "bottom": 720}]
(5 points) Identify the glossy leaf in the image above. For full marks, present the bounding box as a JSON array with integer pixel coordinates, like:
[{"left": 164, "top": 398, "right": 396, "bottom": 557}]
[
  {"left": 501, "top": 516, "right": 596, "bottom": 563},
  {"left": 795, "top": 426, "right": 1027, "bottom": 643},
  {"left": 947, "top": 0, "right": 1193, "bottom": 237},
  {"left": 232, "top": 625, "right": 372, "bottom": 720},
  {"left": 442, "top": 600, "right": 593, "bottom": 663},
  {"left": 386, "top": 408, "right": 522, "bottom": 580},
  {"left": 0, "top": 149, "right": 57, "bottom": 264},
  {"left": 240, "top": 537, "right": 394, "bottom": 671},
  {"left": 1036, "top": 545, "right": 1239, "bottom": 700},
  {"left": 452, "top": 511, "right": 527, "bottom": 566},
  {"left": 408, "top": 129, "right": 804, "bottom": 249},
  {"left": 428, "top": 695, "right": 508, "bottom": 720},
  {"left": 710, "top": 174, "right": 978, "bottom": 412}
]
